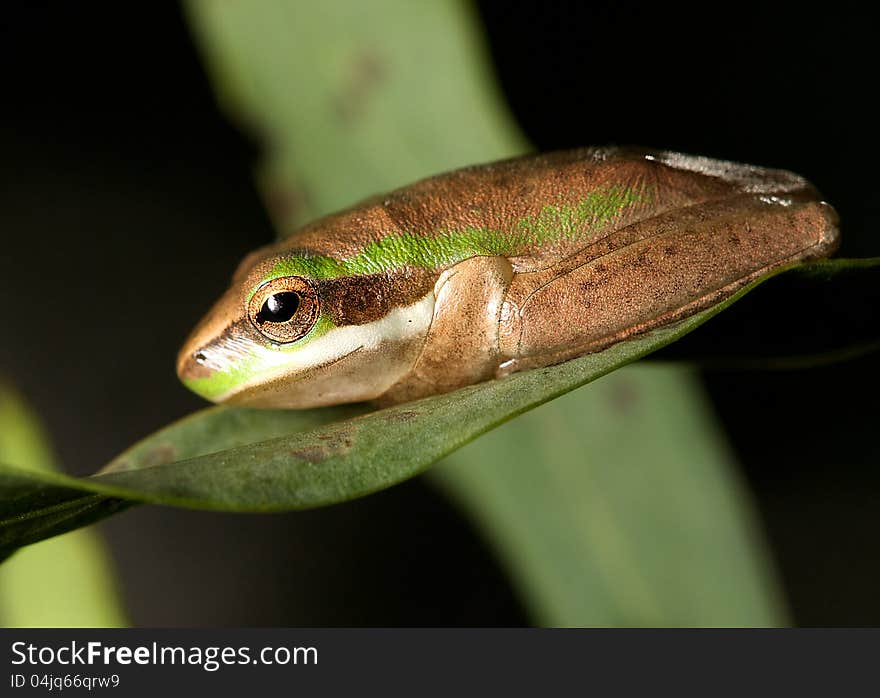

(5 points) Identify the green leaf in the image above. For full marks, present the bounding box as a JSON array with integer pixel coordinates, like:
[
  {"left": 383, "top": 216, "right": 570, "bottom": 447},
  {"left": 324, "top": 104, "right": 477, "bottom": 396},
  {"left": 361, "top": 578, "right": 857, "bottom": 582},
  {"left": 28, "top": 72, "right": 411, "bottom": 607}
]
[
  {"left": 184, "top": 0, "right": 527, "bottom": 228},
  {"left": 0, "top": 384, "right": 127, "bottom": 627},
  {"left": 0, "top": 294, "right": 745, "bottom": 557},
  {"left": 433, "top": 365, "right": 788, "bottom": 626}
]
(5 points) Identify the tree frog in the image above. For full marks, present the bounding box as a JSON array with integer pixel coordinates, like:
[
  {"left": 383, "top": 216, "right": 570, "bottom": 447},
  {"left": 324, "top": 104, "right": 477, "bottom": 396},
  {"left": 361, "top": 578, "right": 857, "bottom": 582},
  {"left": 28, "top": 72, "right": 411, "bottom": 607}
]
[{"left": 177, "top": 146, "right": 839, "bottom": 408}]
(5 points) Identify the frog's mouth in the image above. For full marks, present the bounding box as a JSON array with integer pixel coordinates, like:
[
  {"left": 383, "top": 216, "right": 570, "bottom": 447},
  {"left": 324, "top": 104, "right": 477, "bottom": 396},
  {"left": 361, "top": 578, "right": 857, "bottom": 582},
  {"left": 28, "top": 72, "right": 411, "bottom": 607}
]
[
  {"left": 223, "top": 340, "right": 414, "bottom": 408},
  {"left": 182, "top": 341, "right": 367, "bottom": 404},
  {"left": 311, "top": 344, "right": 364, "bottom": 371}
]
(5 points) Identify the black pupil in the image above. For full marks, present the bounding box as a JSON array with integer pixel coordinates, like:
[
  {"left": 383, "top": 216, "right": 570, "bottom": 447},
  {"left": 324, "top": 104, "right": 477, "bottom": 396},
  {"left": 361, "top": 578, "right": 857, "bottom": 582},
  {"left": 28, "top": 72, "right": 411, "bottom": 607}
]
[{"left": 258, "top": 292, "right": 300, "bottom": 323}]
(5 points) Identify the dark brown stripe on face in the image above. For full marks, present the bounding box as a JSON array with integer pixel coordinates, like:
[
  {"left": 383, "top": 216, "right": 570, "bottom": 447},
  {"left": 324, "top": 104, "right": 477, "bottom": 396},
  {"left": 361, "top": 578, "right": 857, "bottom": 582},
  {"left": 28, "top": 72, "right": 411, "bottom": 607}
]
[{"left": 317, "top": 267, "right": 436, "bottom": 326}]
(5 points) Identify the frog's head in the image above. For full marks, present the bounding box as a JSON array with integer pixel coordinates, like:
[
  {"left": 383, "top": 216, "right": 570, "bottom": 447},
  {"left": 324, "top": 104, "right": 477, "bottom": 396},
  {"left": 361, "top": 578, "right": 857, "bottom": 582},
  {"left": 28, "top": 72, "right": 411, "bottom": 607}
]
[{"left": 176, "top": 242, "right": 435, "bottom": 408}]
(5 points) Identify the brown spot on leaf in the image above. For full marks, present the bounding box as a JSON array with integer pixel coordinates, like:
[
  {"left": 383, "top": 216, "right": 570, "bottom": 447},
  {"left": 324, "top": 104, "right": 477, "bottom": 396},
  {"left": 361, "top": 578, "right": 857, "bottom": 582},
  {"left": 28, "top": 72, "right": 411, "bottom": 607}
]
[
  {"left": 384, "top": 410, "right": 420, "bottom": 423},
  {"left": 607, "top": 380, "right": 639, "bottom": 414},
  {"left": 264, "top": 177, "right": 314, "bottom": 230},
  {"left": 289, "top": 427, "right": 356, "bottom": 463},
  {"left": 140, "top": 443, "right": 178, "bottom": 469},
  {"left": 289, "top": 445, "right": 331, "bottom": 463},
  {"left": 333, "top": 50, "right": 387, "bottom": 123}
]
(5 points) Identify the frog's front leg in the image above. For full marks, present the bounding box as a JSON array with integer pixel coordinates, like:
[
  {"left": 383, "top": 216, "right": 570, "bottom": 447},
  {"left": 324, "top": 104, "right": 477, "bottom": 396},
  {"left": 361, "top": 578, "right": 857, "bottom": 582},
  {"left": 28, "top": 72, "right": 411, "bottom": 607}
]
[{"left": 378, "top": 255, "right": 513, "bottom": 404}]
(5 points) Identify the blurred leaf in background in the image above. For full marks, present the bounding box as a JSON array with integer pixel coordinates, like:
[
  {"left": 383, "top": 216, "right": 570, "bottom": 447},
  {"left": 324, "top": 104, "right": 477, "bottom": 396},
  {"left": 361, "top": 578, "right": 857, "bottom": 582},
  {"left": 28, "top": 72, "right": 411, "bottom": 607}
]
[
  {"left": 437, "top": 365, "right": 786, "bottom": 626},
  {"left": 186, "top": 0, "right": 526, "bottom": 231},
  {"left": 184, "top": 0, "right": 788, "bottom": 625},
  {"left": 0, "top": 383, "right": 126, "bottom": 627}
]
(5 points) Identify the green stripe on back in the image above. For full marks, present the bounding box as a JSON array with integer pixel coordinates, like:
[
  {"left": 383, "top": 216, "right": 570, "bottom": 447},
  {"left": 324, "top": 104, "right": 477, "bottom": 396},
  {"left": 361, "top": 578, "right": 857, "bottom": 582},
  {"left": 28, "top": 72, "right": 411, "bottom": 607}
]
[{"left": 254, "top": 185, "right": 647, "bottom": 297}]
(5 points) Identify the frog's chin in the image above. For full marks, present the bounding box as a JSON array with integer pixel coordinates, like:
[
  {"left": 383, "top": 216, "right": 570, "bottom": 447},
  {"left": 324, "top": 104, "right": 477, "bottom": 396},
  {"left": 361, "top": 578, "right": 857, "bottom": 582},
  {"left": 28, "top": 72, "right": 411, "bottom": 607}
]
[{"left": 223, "top": 338, "right": 421, "bottom": 408}]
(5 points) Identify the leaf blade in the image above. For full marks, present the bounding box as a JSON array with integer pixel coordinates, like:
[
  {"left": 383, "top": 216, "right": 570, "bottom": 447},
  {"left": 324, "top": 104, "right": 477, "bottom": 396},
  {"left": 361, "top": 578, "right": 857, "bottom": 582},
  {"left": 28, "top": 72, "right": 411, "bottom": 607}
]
[{"left": 0, "top": 385, "right": 127, "bottom": 627}]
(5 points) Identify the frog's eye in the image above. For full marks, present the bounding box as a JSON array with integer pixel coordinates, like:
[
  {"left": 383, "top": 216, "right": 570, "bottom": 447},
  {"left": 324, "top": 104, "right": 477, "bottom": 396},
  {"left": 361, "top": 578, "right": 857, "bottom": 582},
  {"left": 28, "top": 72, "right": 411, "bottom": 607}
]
[{"left": 247, "top": 276, "right": 319, "bottom": 344}]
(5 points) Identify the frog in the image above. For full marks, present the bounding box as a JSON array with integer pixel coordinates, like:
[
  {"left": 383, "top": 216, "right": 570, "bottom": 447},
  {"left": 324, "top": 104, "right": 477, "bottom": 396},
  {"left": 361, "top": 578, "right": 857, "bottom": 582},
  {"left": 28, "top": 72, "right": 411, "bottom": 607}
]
[{"left": 177, "top": 146, "right": 839, "bottom": 408}]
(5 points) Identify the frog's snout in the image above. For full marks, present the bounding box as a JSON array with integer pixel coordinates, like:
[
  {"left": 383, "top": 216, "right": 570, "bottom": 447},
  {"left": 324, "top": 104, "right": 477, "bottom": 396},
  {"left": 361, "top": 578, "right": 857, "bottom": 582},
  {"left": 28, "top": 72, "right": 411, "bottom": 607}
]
[
  {"left": 176, "top": 344, "right": 212, "bottom": 384},
  {"left": 176, "top": 331, "right": 221, "bottom": 404},
  {"left": 176, "top": 331, "right": 244, "bottom": 404},
  {"left": 175, "top": 313, "right": 233, "bottom": 403},
  {"left": 176, "top": 285, "right": 250, "bottom": 402}
]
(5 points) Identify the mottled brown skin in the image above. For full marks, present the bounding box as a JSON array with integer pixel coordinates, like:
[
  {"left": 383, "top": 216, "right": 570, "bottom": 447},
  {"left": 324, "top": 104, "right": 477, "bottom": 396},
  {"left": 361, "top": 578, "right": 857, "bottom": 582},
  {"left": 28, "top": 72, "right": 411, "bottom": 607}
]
[{"left": 178, "top": 147, "right": 840, "bottom": 408}]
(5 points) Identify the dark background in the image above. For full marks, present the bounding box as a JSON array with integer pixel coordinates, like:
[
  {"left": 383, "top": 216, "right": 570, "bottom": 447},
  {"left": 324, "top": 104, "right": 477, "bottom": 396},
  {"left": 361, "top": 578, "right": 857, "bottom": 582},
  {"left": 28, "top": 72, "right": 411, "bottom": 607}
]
[{"left": 1, "top": 2, "right": 877, "bottom": 625}]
